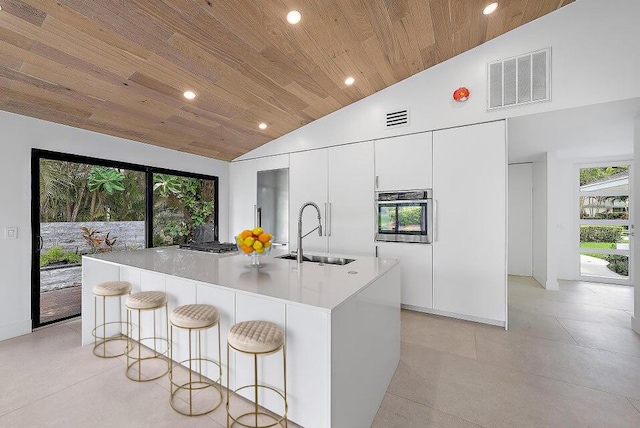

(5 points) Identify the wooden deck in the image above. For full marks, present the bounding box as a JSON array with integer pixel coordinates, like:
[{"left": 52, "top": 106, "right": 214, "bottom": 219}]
[{"left": 40, "top": 285, "right": 82, "bottom": 324}]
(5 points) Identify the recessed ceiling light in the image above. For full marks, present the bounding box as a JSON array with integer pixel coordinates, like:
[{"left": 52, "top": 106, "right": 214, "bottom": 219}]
[
  {"left": 259, "top": 123, "right": 267, "bottom": 130},
  {"left": 483, "top": 2, "right": 498, "bottom": 15},
  {"left": 345, "top": 77, "right": 355, "bottom": 86},
  {"left": 183, "top": 91, "right": 196, "bottom": 100},
  {"left": 287, "top": 10, "right": 301, "bottom": 24}
]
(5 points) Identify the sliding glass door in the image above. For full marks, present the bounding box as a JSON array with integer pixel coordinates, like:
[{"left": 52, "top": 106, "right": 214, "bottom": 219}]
[{"left": 32, "top": 150, "right": 218, "bottom": 328}]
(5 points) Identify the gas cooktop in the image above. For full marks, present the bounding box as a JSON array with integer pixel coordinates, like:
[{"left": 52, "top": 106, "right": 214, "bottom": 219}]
[{"left": 178, "top": 241, "right": 238, "bottom": 253}]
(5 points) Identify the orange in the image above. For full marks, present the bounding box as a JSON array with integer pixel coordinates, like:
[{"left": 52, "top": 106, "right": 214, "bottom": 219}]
[
  {"left": 241, "top": 230, "right": 253, "bottom": 239},
  {"left": 241, "top": 245, "right": 253, "bottom": 254},
  {"left": 258, "top": 233, "right": 272, "bottom": 243}
]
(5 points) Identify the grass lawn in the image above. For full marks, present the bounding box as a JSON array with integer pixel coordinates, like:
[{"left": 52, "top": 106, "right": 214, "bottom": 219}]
[
  {"left": 580, "top": 242, "right": 616, "bottom": 260},
  {"left": 580, "top": 242, "right": 616, "bottom": 249}
]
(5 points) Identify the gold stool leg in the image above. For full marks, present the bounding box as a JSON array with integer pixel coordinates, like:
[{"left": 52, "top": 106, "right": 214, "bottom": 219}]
[
  {"left": 283, "top": 345, "right": 288, "bottom": 428},
  {"left": 227, "top": 343, "right": 231, "bottom": 428},
  {"left": 254, "top": 353, "right": 259, "bottom": 427}
]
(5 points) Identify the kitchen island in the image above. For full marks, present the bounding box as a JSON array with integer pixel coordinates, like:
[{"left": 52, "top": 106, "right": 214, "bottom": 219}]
[{"left": 81, "top": 247, "right": 400, "bottom": 428}]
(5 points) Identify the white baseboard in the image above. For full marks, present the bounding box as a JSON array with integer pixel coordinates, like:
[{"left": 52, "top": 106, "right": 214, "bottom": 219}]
[
  {"left": 402, "top": 304, "right": 506, "bottom": 328},
  {"left": 0, "top": 319, "right": 31, "bottom": 342},
  {"left": 632, "top": 316, "right": 640, "bottom": 335},
  {"left": 545, "top": 279, "right": 560, "bottom": 291}
]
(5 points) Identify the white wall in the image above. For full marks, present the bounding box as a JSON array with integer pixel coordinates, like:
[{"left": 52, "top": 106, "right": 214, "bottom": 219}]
[
  {"left": 508, "top": 163, "right": 532, "bottom": 276},
  {"left": 0, "top": 111, "right": 229, "bottom": 341},
  {"left": 634, "top": 117, "right": 640, "bottom": 334},
  {"left": 555, "top": 158, "right": 577, "bottom": 280},
  {"left": 237, "top": 0, "right": 640, "bottom": 161},
  {"left": 532, "top": 156, "right": 548, "bottom": 287}
]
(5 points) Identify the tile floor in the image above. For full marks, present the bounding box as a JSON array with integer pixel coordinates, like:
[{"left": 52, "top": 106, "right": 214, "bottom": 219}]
[{"left": 1, "top": 276, "right": 639, "bottom": 427}]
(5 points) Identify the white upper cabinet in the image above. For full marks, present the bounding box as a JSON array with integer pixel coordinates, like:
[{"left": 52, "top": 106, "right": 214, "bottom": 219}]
[
  {"left": 432, "top": 121, "right": 507, "bottom": 324},
  {"left": 374, "top": 132, "right": 433, "bottom": 191},
  {"left": 289, "top": 149, "right": 329, "bottom": 253},
  {"left": 229, "top": 154, "right": 289, "bottom": 241},
  {"left": 328, "top": 142, "right": 375, "bottom": 256}
]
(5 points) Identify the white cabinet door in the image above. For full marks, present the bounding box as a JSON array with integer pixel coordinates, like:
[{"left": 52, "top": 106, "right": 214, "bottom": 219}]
[
  {"left": 229, "top": 154, "right": 289, "bottom": 241},
  {"left": 374, "top": 132, "right": 433, "bottom": 191},
  {"left": 432, "top": 121, "right": 507, "bottom": 323},
  {"left": 229, "top": 159, "right": 258, "bottom": 241},
  {"left": 376, "top": 242, "right": 432, "bottom": 308},
  {"left": 289, "top": 149, "right": 328, "bottom": 253},
  {"left": 328, "top": 142, "right": 375, "bottom": 256}
]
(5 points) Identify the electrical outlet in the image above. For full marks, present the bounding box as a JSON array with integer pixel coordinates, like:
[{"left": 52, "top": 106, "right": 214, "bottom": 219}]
[{"left": 4, "top": 227, "right": 18, "bottom": 239}]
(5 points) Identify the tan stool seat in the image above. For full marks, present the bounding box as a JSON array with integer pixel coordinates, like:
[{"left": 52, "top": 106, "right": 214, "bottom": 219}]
[
  {"left": 170, "top": 304, "right": 219, "bottom": 329},
  {"left": 93, "top": 281, "right": 131, "bottom": 297},
  {"left": 126, "top": 291, "right": 167, "bottom": 310},
  {"left": 228, "top": 321, "right": 284, "bottom": 354}
]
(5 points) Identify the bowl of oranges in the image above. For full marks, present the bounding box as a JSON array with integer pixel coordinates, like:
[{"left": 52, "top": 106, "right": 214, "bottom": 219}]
[{"left": 236, "top": 227, "right": 273, "bottom": 266}]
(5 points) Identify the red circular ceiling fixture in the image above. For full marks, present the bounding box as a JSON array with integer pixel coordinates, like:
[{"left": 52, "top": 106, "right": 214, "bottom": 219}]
[{"left": 453, "top": 87, "right": 470, "bottom": 102}]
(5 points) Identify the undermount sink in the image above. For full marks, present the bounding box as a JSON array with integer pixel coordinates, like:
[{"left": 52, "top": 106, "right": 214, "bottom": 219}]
[{"left": 276, "top": 253, "right": 356, "bottom": 266}]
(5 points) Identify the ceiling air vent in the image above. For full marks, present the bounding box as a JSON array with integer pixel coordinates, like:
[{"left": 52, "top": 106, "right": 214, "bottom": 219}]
[
  {"left": 488, "top": 48, "right": 551, "bottom": 111},
  {"left": 386, "top": 109, "right": 409, "bottom": 128}
]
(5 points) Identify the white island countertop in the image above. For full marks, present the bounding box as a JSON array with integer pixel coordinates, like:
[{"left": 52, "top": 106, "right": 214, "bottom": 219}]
[{"left": 85, "top": 247, "right": 399, "bottom": 312}]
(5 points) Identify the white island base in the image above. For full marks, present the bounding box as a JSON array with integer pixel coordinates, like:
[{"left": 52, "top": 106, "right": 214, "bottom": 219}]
[{"left": 82, "top": 248, "right": 400, "bottom": 428}]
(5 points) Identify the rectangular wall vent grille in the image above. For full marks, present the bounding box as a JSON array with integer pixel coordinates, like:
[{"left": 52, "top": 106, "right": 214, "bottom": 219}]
[
  {"left": 488, "top": 48, "right": 551, "bottom": 111},
  {"left": 386, "top": 109, "right": 409, "bottom": 128}
]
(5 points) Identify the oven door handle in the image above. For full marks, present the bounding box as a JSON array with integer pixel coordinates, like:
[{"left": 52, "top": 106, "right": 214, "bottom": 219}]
[{"left": 376, "top": 199, "right": 428, "bottom": 205}]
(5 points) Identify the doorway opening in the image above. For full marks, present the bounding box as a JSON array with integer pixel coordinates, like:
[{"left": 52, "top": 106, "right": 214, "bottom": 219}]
[{"left": 578, "top": 162, "right": 632, "bottom": 285}]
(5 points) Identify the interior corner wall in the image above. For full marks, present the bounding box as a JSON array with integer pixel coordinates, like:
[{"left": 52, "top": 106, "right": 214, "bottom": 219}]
[
  {"left": 633, "top": 117, "right": 640, "bottom": 334},
  {"left": 508, "top": 163, "right": 533, "bottom": 276},
  {"left": 0, "top": 111, "right": 230, "bottom": 341},
  {"left": 237, "top": 0, "right": 640, "bottom": 161},
  {"left": 555, "top": 159, "right": 578, "bottom": 280},
  {"left": 532, "top": 156, "right": 548, "bottom": 287}
]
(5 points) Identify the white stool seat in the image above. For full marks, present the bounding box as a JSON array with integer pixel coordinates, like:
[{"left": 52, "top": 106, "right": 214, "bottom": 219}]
[
  {"left": 126, "top": 291, "right": 167, "bottom": 310},
  {"left": 93, "top": 281, "right": 131, "bottom": 297},
  {"left": 170, "top": 304, "right": 219, "bottom": 329},
  {"left": 228, "top": 321, "right": 284, "bottom": 354}
]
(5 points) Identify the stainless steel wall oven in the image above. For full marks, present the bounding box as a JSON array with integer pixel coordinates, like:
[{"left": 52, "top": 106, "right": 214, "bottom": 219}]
[{"left": 375, "top": 189, "right": 433, "bottom": 243}]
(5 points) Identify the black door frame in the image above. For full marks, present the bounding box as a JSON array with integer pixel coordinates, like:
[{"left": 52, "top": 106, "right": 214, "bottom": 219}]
[{"left": 31, "top": 149, "right": 219, "bottom": 328}]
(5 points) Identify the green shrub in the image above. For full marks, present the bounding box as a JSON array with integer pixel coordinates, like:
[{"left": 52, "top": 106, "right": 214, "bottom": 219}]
[
  {"left": 605, "top": 255, "right": 628, "bottom": 276},
  {"left": 580, "top": 225, "right": 624, "bottom": 243},
  {"left": 398, "top": 207, "right": 422, "bottom": 226},
  {"left": 40, "top": 246, "right": 82, "bottom": 267}
]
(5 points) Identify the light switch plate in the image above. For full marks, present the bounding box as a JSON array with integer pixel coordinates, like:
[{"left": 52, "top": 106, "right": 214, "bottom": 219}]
[{"left": 4, "top": 227, "right": 18, "bottom": 239}]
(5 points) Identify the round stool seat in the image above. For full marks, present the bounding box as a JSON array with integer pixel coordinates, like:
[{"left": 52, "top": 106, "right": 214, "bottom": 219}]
[
  {"left": 170, "top": 304, "right": 219, "bottom": 329},
  {"left": 126, "top": 291, "right": 167, "bottom": 310},
  {"left": 228, "top": 320, "right": 284, "bottom": 354},
  {"left": 93, "top": 281, "right": 131, "bottom": 297}
]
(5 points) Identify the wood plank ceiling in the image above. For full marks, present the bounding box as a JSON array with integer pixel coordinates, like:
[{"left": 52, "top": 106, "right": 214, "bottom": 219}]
[{"left": 0, "top": 0, "right": 573, "bottom": 161}]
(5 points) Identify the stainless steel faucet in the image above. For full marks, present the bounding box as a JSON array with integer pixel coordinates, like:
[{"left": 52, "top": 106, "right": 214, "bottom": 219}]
[{"left": 297, "top": 202, "right": 323, "bottom": 263}]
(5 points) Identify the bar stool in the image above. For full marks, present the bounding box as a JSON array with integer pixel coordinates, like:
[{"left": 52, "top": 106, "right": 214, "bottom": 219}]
[
  {"left": 125, "top": 291, "right": 170, "bottom": 382},
  {"left": 226, "top": 320, "right": 288, "bottom": 428},
  {"left": 92, "top": 281, "right": 131, "bottom": 358},
  {"left": 169, "top": 304, "right": 223, "bottom": 416}
]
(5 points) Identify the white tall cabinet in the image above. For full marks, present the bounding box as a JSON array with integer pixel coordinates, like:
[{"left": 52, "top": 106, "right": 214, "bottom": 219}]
[
  {"left": 374, "top": 132, "right": 434, "bottom": 308},
  {"left": 432, "top": 121, "right": 507, "bottom": 325},
  {"left": 289, "top": 142, "right": 375, "bottom": 256},
  {"left": 229, "top": 154, "right": 289, "bottom": 241},
  {"left": 374, "top": 132, "right": 433, "bottom": 191}
]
